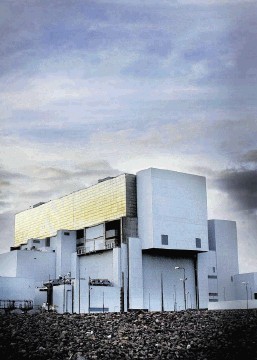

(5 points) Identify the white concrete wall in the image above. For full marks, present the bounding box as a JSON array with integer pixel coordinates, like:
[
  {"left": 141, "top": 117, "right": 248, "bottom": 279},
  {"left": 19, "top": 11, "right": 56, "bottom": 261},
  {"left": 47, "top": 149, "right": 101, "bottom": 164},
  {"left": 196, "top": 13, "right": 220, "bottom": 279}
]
[
  {"left": 197, "top": 252, "right": 209, "bottom": 308},
  {"left": 73, "top": 250, "right": 115, "bottom": 313},
  {"left": 233, "top": 272, "right": 257, "bottom": 300},
  {"left": 206, "top": 250, "right": 219, "bottom": 302},
  {"left": 136, "top": 170, "right": 154, "bottom": 248},
  {"left": 209, "top": 300, "right": 257, "bottom": 310},
  {"left": 34, "top": 288, "right": 47, "bottom": 308},
  {"left": 89, "top": 286, "right": 120, "bottom": 313},
  {"left": 53, "top": 284, "right": 72, "bottom": 313},
  {"left": 137, "top": 168, "right": 208, "bottom": 252},
  {"left": 121, "top": 243, "right": 128, "bottom": 311},
  {"left": 128, "top": 237, "right": 144, "bottom": 309},
  {"left": 208, "top": 220, "right": 239, "bottom": 301},
  {"left": 16, "top": 251, "right": 55, "bottom": 281},
  {"left": 0, "top": 251, "right": 18, "bottom": 277},
  {"left": 142, "top": 253, "right": 198, "bottom": 311},
  {"left": 55, "top": 230, "right": 77, "bottom": 277},
  {"left": 0, "top": 277, "right": 35, "bottom": 301},
  {"left": 113, "top": 247, "right": 121, "bottom": 287}
]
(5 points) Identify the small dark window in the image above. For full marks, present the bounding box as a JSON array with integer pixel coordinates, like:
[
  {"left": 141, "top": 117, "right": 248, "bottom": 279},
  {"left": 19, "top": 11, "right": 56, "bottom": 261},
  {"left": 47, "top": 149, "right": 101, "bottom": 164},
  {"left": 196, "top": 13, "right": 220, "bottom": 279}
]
[
  {"left": 161, "top": 235, "right": 168, "bottom": 245},
  {"left": 213, "top": 267, "right": 216, "bottom": 273},
  {"left": 64, "top": 232, "right": 70, "bottom": 236},
  {"left": 209, "top": 292, "right": 218, "bottom": 296},
  {"left": 196, "top": 238, "right": 201, "bottom": 248},
  {"left": 33, "top": 240, "right": 40, "bottom": 244},
  {"left": 209, "top": 299, "right": 218, "bottom": 302},
  {"left": 46, "top": 238, "right": 50, "bottom": 247},
  {"left": 208, "top": 275, "right": 217, "bottom": 279},
  {"left": 76, "top": 229, "right": 84, "bottom": 239},
  {"left": 231, "top": 276, "right": 234, "bottom": 282},
  {"left": 254, "top": 293, "right": 257, "bottom": 300}
]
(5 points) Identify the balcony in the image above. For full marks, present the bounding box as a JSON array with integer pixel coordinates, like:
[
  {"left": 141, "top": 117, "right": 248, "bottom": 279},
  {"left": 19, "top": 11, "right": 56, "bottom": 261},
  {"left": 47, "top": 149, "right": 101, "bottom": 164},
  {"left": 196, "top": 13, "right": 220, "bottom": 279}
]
[{"left": 77, "top": 238, "right": 118, "bottom": 256}]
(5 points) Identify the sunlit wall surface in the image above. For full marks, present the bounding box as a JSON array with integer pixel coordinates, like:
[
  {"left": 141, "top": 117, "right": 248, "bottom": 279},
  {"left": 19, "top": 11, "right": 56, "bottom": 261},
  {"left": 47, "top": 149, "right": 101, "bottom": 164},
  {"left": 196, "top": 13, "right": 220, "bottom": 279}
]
[{"left": 15, "top": 174, "right": 136, "bottom": 246}]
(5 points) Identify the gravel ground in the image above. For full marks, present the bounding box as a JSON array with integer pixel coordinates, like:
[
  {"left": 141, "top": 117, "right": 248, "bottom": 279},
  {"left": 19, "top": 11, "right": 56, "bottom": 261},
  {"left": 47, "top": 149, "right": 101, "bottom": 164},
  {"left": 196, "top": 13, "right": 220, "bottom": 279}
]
[{"left": 0, "top": 309, "right": 257, "bottom": 360}]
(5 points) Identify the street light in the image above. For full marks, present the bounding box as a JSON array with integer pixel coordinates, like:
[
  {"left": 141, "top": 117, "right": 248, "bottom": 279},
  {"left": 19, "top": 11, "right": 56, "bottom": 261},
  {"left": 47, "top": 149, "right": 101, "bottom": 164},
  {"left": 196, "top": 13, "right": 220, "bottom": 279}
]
[
  {"left": 173, "top": 285, "right": 177, "bottom": 311},
  {"left": 78, "top": 267, "right": 86, "bottom": 314},
  {"left": 175, "top": 266, "right": 187, "bottom": 310},
  {"left": 242, "top": 281, "right": 249, "bottom": 309},
  {"left": 187, "top": 292, "right": 190, "bottom": 309}
]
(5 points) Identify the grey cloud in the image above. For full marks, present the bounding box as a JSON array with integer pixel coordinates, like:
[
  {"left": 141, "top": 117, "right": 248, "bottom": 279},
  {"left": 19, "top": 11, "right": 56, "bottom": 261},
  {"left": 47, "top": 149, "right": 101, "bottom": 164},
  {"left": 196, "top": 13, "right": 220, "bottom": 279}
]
[
  {"left": 215, "top": 169, "right": 257, "bottom": 212},
  {"left": 0, "top": 166, "right": 27, "bottom": 212},
  {"left": 32, "top": 167, "right": 72, "bottom": 181},
  {"left": 0, "top": 211, "right": 15, "bottom": 253},
  {"left": 0, "top": 166, "right": 26, "bottom": 181},
  {"left": 0, "top": 179, "right": 10, "bottom": 187},
  {"left": 230, "top": 5, "right": 257, "bottom": 81},
  {"left": 32, "top": 161, "right": 120, "bottom": 182},
  {"left": 0, "top": 200, "right": 11, "bottom": 211},
  {"left": 242, "top": 149, "right": 257, "bottom": 163},
  {"left": 75, "top": 160, "right": 120, "bottom": 179},
  {"left": 14, "top": 161, "right": 121, "bottom": 209}
]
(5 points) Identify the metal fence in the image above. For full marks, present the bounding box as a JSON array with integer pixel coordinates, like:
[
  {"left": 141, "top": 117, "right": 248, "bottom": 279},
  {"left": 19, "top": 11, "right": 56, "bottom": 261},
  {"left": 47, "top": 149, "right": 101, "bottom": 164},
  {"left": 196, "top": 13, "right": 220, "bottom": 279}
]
[{"left": 0, "top": 299, "right": 33, "bottom": 311}]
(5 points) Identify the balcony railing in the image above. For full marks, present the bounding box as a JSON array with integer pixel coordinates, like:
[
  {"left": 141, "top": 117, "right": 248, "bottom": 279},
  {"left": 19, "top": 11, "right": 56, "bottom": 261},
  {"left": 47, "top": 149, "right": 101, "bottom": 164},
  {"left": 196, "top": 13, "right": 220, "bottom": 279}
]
[{"left": 77, "top": 238, "right": 118, "bottom": 255}]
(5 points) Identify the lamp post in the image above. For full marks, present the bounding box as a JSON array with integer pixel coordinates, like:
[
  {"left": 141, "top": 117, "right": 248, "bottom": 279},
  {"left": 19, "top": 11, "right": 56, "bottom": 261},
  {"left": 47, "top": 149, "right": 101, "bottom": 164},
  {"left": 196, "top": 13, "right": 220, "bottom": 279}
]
[
  {"left": 173, "top": 285, "right": 177, "bottom": 311},
  {"left": 78, "top": 267, "right": 86, "bottom": 314},
  {"left": 242, "top": 281, "right": 249, "bottom": 309},
  {"left": 88, "top": 276, "right": 92, "bottom": 313},
  {"left": 187, "top": 292, "right": 190, "bottom": 309},
  {"left": 175, "top": 266, "right": 187, "bottom": 310}
]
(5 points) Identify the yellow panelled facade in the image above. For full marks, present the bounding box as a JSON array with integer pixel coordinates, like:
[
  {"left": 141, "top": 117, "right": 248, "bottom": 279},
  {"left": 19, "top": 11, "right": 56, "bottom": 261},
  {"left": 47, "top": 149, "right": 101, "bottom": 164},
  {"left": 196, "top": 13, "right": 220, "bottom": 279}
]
[{"left": 15, "top": 175, "right": 132, "bottom": 246}]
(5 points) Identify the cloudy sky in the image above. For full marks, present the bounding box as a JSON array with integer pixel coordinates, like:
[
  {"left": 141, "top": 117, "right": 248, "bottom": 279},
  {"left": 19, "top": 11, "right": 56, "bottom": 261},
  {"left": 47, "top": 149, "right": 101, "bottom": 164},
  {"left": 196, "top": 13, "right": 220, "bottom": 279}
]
[{"left": 1, "top": 0, "right": 256, "bottom": 272}]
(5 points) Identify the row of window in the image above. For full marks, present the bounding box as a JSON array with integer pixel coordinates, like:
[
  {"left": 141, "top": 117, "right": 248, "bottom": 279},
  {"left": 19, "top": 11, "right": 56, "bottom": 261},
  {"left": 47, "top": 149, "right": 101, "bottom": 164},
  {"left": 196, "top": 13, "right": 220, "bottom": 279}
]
[{"left": 161, "top": 235, "right": 202, "bottom": 248}]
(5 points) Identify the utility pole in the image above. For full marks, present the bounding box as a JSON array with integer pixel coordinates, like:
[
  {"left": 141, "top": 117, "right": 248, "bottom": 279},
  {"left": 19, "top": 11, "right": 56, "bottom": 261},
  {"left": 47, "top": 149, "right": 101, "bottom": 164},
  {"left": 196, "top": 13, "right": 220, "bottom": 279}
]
[
  {"left": 88, "top": 276, "right": 91, "bottom": 313},
  {"left": 242, "top": 281, "right": 249, "bottom": 310},
  {"left": 78, "top": 267, "right": 86, "bottom": 314},
  {"left": 161, "top": 273, "right": 164, "bottom": 311},
  {"left": 174, "top": 285, "right": 177, "bottom": 311}
]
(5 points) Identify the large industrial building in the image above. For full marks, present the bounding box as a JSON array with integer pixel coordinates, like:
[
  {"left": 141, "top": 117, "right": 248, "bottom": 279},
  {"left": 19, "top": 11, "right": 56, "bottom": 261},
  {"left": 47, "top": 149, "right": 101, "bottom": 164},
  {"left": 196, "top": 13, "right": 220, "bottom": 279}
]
[{"left": 0, "top": 167, "right": 256, "bottom": 313}]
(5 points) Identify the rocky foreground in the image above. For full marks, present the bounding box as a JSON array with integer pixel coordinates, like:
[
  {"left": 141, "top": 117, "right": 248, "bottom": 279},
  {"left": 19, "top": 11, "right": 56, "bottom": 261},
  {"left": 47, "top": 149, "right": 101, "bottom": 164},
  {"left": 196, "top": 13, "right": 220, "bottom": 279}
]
[{"left": 0, "top": 309, "right": 257, "bottom": 360}]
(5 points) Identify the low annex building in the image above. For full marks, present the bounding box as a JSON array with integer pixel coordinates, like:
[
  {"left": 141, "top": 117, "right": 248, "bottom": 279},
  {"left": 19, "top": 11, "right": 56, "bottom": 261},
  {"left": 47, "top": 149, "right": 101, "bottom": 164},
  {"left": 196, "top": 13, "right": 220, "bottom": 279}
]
[{"left": 0, "top": 168, "right": 256, "bottom": 312}]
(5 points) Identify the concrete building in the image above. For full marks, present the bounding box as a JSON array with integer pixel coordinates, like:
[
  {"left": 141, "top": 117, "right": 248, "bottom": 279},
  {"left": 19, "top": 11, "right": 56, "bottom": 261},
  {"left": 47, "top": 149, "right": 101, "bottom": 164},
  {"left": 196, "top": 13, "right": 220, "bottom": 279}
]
[
  {"left": 0, "top": 167, "right": 256, "bottom": 312},
  {"left": 207, "top": 220, "right": 257, "bottom": 310},
  {"left": 207, "top": 220, "right": 239, "bottom": 303}
]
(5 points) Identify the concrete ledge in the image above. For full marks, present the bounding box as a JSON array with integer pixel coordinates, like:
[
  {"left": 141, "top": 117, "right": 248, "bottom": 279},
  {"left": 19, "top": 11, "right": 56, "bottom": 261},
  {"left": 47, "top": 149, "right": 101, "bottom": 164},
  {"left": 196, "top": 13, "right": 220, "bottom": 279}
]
[{"left": 209, "top": 300, "right": 257, "bottom": 310}]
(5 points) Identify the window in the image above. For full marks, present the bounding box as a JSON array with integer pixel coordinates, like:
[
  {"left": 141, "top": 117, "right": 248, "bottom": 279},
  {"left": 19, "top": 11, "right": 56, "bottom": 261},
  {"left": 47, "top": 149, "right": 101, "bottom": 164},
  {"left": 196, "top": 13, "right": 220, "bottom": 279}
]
[
  {"left": 213, "top": 267, "right": 216, "bottom": 273},
  {"left": 161, "top": 235, "right": 168, "bottom": 245},
  {"left": 195, "top": 238, "right": 201, "bottom": 248},
  {"left": 254, "top": 293, "right": 257, "bottom": 300},
  {"left": 64, "top": 232, "right": 70, "bottom": 236},
  {"left": 46, "top": 238, "right": 50, "bottom": 247},
  {"left": 209, "top": 292, "right": 218, "bottom": 296},
  {"left": 208, "top": 275, "right": 217, "bottom": 279},
  {"left": 209, "top": 299, "right": 218, "bottom": 302},
  {"left": 231, "top": 276, "right": 234, "bottom": 282},
  {"left": 76, "top": 229, "right": 84, "bottom": 239},
  {"left": 33, "top": 240, "right": 40, "bottom": 243}
]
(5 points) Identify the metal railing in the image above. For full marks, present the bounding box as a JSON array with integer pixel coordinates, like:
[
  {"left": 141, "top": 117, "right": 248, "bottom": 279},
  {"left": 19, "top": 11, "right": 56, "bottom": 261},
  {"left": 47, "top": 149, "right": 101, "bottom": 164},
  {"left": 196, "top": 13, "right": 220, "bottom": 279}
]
[
  {"left": 0, "top": 300, "right": 33, "bottom": 311},
  {"left": 77, "top": 239, "right": 118, "bottom": 255}
]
